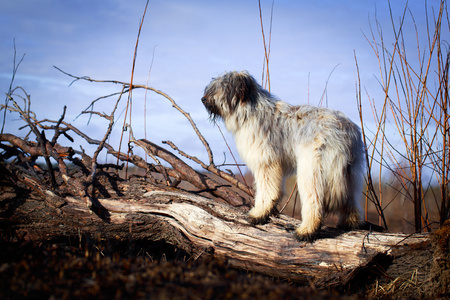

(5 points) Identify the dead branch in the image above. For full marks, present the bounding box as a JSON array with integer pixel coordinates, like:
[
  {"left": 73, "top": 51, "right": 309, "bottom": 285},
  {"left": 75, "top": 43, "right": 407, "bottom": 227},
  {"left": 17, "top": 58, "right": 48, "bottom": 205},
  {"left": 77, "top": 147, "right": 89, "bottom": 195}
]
[
  {"left": 163, "top": 140, "right": 253, "bottom": 197},
  {"left": 132, "top": 138, "right": 250, "bottom": 207},
  {"left": 87, "top": 84, "right": 125, "bottom": 182},
  {"left": 7, "top": 94, "right": 58, "bottom": 188},
  {"left": 0, "top": 133, "right": 73, "bottom": 159}
]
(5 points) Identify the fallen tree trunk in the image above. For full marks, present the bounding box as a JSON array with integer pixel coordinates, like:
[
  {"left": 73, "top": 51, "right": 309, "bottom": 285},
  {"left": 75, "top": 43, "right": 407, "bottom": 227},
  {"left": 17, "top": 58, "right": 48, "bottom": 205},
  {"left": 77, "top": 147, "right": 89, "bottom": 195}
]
[{"left": 3, "top": 177, "right": 428, "bottom": 287}]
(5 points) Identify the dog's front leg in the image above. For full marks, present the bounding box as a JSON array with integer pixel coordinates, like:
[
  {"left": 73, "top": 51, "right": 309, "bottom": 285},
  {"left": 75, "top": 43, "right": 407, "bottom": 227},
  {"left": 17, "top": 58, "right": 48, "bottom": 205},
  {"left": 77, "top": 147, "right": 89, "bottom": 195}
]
[{"left": 247, "top": 163, "right": 284, "bottom": 225}]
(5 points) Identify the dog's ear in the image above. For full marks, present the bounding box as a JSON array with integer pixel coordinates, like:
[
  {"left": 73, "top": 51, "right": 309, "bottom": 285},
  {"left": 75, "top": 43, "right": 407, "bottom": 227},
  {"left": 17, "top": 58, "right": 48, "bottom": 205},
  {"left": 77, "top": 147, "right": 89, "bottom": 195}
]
[{"left": 226, "top": 72, "right": 256, "bottom": 109}]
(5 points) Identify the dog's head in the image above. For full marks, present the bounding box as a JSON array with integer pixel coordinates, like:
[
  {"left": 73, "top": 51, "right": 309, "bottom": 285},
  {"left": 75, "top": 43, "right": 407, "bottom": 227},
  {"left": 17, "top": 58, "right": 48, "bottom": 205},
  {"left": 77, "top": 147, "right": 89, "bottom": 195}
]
[{"left": 201, "top": 71, "right": 258, "bottom": 121}]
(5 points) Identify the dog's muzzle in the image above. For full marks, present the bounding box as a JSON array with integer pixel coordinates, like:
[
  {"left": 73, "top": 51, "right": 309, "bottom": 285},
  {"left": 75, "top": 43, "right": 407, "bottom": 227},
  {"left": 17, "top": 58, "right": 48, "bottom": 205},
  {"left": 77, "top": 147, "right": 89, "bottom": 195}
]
[
  {"left": 201, "top": 96, "right": 221, "bottom": 120},
  {"left": 201, "top": 96, "right": 212, "bottom": 112}
]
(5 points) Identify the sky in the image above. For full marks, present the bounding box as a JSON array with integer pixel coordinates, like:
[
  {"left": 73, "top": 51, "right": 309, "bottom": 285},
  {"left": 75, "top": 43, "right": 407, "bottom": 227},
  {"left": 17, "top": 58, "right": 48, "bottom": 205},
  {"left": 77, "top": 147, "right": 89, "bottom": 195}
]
[{"left": 0, "top": 0, "right": 446, "bottom": 172}]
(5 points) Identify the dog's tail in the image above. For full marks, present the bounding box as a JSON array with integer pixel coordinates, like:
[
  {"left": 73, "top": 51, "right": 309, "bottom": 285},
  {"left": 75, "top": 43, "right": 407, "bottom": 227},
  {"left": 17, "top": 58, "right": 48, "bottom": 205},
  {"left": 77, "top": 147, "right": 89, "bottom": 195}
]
[{"left": 323, "top": 125, "right": 365, "bottom": 214}]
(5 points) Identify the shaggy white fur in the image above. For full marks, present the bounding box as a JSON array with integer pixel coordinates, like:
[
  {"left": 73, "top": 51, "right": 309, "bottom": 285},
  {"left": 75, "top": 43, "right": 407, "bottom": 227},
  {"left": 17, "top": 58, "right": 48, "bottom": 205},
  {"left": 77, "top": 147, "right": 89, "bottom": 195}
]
[{"left": 202, "top": 71, "right": 365, "bottom": 241}]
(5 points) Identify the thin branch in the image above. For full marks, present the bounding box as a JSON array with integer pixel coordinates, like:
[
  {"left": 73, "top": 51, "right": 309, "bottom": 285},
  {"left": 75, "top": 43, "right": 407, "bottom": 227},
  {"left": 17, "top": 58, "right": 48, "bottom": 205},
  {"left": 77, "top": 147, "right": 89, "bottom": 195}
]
[
  {"left": 118, "top": 0, "right": 150, "bottom": 178},
  {"left": 163, "top": 140, "right": 253, "bottom": 197},
  {"left": 2, "top": 40, "right": 26, "bottom": 135},
  {"left": 6, "top": 94, "right": 57, "bottom": 188},
  {"left": 88, "top": 84, "right": 126, "bottom": 182}
]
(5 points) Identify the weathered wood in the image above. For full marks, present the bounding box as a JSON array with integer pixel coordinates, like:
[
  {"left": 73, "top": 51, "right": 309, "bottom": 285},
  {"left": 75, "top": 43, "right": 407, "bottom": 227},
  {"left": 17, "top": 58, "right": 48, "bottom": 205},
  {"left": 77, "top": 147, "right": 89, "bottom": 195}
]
[{"left": 26, "top": 186, "right": 426, "bottom": 286}]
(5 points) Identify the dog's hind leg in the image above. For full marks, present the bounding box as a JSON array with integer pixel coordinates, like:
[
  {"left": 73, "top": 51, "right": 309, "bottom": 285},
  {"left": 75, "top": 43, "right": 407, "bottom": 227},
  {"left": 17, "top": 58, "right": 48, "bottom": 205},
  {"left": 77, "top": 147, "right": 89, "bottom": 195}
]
[
  {"left": 337, "top": 166, "right": 363, "bottom": 230},
  {"left": 247, "top": 162, "right": 284, "bottom": 225},
  {"left": 294, "top": 149, "right": 324, "bottom": 241},
  {"left": 326, "top": 146, "right": 363, "bottom": 230}
]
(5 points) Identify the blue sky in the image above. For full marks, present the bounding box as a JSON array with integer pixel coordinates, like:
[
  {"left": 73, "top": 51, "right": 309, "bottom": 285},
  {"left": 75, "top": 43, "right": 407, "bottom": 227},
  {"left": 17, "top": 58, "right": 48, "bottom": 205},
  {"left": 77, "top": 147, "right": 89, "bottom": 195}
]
[{"left": 0, "top": 0, "right": 444, "bottom": 170}]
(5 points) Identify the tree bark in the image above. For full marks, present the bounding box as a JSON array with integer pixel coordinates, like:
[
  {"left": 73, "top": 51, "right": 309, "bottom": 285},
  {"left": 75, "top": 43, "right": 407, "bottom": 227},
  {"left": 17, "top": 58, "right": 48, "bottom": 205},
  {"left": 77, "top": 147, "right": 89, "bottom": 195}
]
[{"left": 2, "top": 177, "right": 429, "bottom": 287}]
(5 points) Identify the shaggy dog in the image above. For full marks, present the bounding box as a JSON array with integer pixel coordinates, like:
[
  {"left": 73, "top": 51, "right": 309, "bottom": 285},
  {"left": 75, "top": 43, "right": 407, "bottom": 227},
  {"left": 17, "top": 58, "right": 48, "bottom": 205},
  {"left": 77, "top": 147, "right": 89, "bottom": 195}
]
[{"left": 201, "top": 71, "right": 365, "bottom": 241}]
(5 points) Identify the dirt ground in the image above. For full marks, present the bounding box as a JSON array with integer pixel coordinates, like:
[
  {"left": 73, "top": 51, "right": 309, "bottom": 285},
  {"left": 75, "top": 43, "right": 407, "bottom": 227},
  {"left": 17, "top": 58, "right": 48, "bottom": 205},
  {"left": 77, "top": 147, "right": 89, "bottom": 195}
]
[
  {"left": 0, "top": 235, "right": 357, "bottom": 300},
  {"left": 0, "top": 221, "right": 449, "bottom": 299}
]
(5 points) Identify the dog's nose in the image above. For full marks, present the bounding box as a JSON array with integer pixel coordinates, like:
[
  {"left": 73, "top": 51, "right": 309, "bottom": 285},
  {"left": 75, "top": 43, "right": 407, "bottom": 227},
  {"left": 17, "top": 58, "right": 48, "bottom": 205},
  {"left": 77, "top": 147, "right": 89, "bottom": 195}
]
[{"left": 201, "top": 97, "right": 207, "bottom": 104}]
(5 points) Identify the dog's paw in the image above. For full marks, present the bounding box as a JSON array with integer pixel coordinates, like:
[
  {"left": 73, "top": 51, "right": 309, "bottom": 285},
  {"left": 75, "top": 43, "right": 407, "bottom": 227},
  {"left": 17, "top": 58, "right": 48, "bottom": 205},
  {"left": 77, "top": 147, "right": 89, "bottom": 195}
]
[
  {"left": 247, "top": 214, "right": 270, "bottom": 225},
  {"left": 294, "top": 225, "right": 320, "bottom": 243},
  {"left": 294, "top": 231, "right": 317, "bottom": 243}
]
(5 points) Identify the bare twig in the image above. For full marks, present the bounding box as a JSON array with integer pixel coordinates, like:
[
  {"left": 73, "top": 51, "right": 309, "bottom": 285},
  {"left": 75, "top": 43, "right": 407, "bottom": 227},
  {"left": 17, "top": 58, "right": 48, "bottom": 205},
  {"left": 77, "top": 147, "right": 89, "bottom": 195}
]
[
  {"left": 6, "top": 94, "right": 57, "bottom": 188},
  {"left": 87, "top": 84, "right": 126, "bottom": 182},
  {"left": 2, "top": 40, "right": 26, "bottom": 135},
  {"left": 258, "top": 0, "right": 274, "bottom": 91},
  {"left": 118, "top": 0, "right": 150, "bottom": 179},
  {"left": 163, "top": 140, "right": 253, "bottom": 197},
  {"left": 355, "top": 52, "right": 388, "bottom": 229}
]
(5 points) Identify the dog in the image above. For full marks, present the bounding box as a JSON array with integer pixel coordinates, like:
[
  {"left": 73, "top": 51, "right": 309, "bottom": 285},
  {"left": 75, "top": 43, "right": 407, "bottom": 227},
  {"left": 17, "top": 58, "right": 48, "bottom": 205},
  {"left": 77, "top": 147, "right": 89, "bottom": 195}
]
[{"left": 201, "top": 71, "right": 365, "bottom": 241}]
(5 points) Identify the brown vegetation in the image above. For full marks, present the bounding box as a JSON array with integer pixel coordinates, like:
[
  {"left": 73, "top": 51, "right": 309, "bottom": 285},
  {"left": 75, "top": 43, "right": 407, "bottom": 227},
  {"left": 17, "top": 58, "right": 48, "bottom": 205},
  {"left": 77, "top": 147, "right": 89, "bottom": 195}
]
[{"left": 355, "top": 0, "right": 450, "bottom": 233}]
